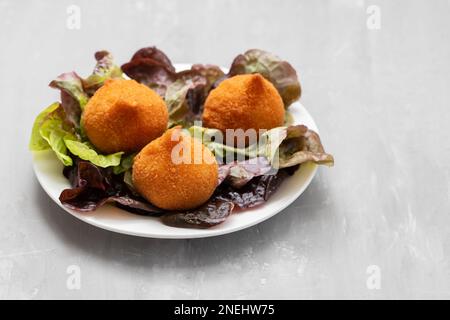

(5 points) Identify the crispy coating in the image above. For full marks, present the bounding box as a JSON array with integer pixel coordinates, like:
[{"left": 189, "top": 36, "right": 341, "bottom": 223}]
[
  {"left": 202, "top": 74, "right": 285, "bottom": 134},
  {"left": 132, "top": 127, "right": 218, "bottom": 210},
  {"left": 82, "top": 79, "right": 168, "bottom": 153}
]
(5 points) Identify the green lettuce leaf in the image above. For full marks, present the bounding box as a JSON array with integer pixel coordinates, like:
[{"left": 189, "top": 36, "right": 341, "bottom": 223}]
[
  {"left": 257, "top": 125, "right": 334, "bottom": 168},
  {"left": 30, "top": 104, "right": 124, "bottom": 168},
  {"left": 189, "top": 125, "right": 334, "bottom": 169},
  {"left": 165, "top": 79, "right": 193, "bottom": 121},
  {"left": 31, "top": 51, "right": 130, "bottom": 171},
  {"left": 228, "top": 49, "right": 301, "bottom": 107},
  {"left": 64, "top": 140, "right": 123, "bottom": 168},
  {"left": 38, "top": 106, "right": 77, "bottom": 166},
  {"left": 113, "top": 153, "right": 136, "bottom": 175},
  {"left": 29, "top": 102, "right": 60, "bottom": 151},
  {"left": 276, "top": 125, "right": 334, "bottom": 168},
  {"left": 188, "top": 126, "right": 247, "bottom": 161},
  {"left": 83, "top": 51, "right": 123, "bottom": 95}
]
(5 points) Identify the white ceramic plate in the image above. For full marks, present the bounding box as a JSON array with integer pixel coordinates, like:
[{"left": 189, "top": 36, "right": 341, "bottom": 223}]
[{"left": 32, "top": 64, "right": 319, "bottom": 239}]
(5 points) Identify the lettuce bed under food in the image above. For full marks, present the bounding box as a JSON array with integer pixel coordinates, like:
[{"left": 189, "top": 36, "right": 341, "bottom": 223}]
[{"left": 30, "top": 46, "right": 334, "bottom": 229}]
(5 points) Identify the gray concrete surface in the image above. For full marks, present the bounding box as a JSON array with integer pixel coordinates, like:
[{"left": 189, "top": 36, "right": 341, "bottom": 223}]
[{"left": 0, "top": 0, "right": 449, "bottom": 299}]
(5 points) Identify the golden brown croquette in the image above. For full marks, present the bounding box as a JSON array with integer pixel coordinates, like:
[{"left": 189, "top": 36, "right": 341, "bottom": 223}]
[
  {"left": 202, "top": 74, "right": 285, "bottom": 134},
  {"left": 82, "top": 79, "right": 168, "bottom": 153},
  {"left": 132, "top": 127, "right": 218, "bottom": 210}
]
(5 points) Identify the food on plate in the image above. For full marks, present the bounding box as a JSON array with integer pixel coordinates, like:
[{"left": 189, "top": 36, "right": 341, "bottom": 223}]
[
  {"left": 82, "top": 79, "right": 168, "bottom": 153},
  {"left": 29, "top": 46, "right": 334, "bottom": 229},
  {"left": 202, "top": 74, "right": 285, "bottom": 137},
  {"left": 132, "top": 127, "right": 218, "bottom": 210}
]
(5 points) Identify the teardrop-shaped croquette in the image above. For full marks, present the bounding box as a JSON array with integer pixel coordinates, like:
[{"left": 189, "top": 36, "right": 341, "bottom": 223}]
[
  {"left": 132, "top": 127, "right": 218, "bottom": 210},
  {"left": 82, "top": 79, "right": 168, "bottom": 153},
  {"left": 202, "top": 74, "right": 285, "bottom": 134}
]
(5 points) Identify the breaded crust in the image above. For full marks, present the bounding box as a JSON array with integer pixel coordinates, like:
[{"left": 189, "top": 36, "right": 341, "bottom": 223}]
[
  {"left": 132, "top": 127, "right": 219, "bottom": 210},
  {"left": 82, "top": 79, "right": 168, "bottom": 153},
  {"left": 202, "top": 74, "right": 285, "bottom": 134}
]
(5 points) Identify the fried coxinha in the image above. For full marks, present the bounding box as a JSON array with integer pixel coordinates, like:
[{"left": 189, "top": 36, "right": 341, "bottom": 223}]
[
  {"left": 82, "top": 78, "right": 168, "bottom": 153},
  {"left": 203, "top": 73, "right": 285, "bottom": 135},
  {"left": 81, "top": 74, "right": 286, "bottom": 211},
  {"left": 133, "top": 127, "right": 218, "bottom": 210}
]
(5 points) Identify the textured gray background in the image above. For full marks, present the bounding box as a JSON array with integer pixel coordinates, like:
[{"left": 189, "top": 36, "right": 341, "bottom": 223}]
[{"left": 1, "top": 0, "right": 449, "bottom": 299}]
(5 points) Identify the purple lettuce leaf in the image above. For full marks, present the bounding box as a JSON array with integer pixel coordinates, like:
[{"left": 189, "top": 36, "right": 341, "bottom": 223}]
[
  {"left": 218, "top": 156, "right": 273, "bottom": 188},
  {"left": 227, "top": 49, "right": 301, "bottom": 107},
  {"left": 215, "top": 167, "right": 296, "bottom": 210},
  {"left": 49, "top": 72, "right": 88, "bottom": 133},
  {"left": 59, "top": 158, "right": 162, "bottom": 215},
  {"left": 121, "top": 46, "right": 176, "bottom": 97},
  {"left": 127, "top": 46, "right": 176, "bottom": 72},
  {"left": 161, "top": 199, "right": 234, "bottom": 229}
]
